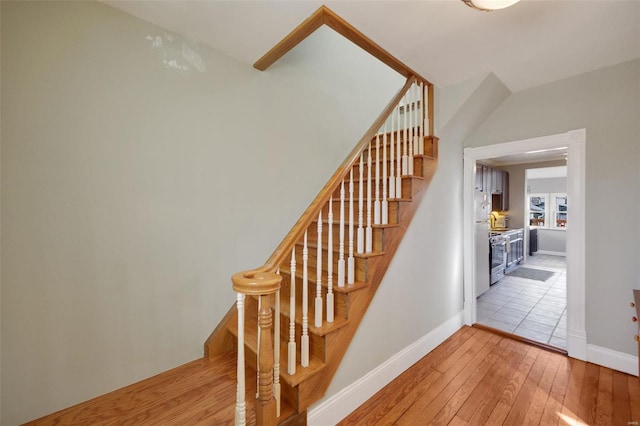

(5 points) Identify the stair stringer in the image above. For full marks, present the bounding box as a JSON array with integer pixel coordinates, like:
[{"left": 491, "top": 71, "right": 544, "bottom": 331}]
[
  {"left": 205, "top": 137, "right": 439, "bottom": 419},
  {"left": 295, "top": 145, "right": 438, "bottom": 411}
]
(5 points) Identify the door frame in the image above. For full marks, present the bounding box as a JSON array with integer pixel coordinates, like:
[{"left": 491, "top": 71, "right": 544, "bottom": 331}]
[{"left": 462, "top": 129, "right": 586, "bottom": 360}]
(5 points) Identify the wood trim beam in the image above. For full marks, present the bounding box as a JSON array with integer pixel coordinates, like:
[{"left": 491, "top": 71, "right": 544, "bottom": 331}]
[
  {"left": 253, "top": 5, "right": 431, "bottom": 86},
  {"left": 254, "top": 7, "right": 325, "bottom": 71}
]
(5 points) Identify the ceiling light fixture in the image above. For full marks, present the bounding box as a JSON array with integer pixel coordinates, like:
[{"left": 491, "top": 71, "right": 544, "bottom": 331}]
[{"left": 462, "top": 0, "right": 520, "bottom": 12}]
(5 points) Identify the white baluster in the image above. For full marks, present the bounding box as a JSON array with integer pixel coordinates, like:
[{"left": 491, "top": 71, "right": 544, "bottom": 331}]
[
  {"left": 402, "top": 95, "right": 408, "bottom": 176},
  {"left": 348, "top": 167, "right": 355, "bottom": 284},
  {"left": 366, "top": 142, "right": 373, "bottom": 253},
  {"left": 256, "top": 296, "right": 260, "bottom": 399},
  {"left": 235, "top": 293, "right": 246, "bottom": 426},
  {"left": 274, "top": 271, "right": 281, "bottom": 417},
  {"left": 382, "top": 122, "right": 389, "bottom": 225},
  {"left": 288, "top": 249, "right": 296, "bottom": 375},
  {"left": 357, "top": 154, "right": 364, "bottom": 253},
  {"left": 408, "top": 89, "right": 414, "bottom": 176},
  {"left": 396, "top": 106, "right": 402, "bottom": 198},
  {"left": 424, "top": 83, "right": 430, "bottom": 138},
  {"left": 327, "top": 197, "right": 334, "bottom": 323},
  {"left": 413, "top": 83, "right": 420, "bottom": 157},
  {"left": 301, "top": 231, "right": 309, "bottom": 367},
  {"left": 374, "top": 133, "right": 381, "bottom": 225},
  {"left": 389, "top": 109, "right": 396, "bottom": 200},
  {"left": 419, "top": 81, "right": 425, "bottom": 155},
  {"left": 315, "top": 212, "right": 323, "bottom": 328},
  {"left": 337, "top": 181, "right": 345, "bottom": 287}
]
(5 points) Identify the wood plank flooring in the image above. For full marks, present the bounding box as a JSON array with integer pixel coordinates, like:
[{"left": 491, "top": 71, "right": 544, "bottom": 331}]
[
  {"left": 24, "top": 351, "right": 294, "bottom": 425},
  {"left": 339, "top": 326, "right": 640, "bottom": 426}
]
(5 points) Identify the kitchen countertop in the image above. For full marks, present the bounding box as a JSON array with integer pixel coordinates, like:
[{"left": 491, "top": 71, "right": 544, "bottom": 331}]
[{"left": 490, "top": 228, "right": 524, "bottom": 237}]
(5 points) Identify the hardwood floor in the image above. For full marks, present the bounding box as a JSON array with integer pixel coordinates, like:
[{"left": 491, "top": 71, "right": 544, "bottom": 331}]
[
  {"left": 24, "top": 351, "right": 296, "bottom": 425},
  {"left": 339, "top": 326, "right": 640, "bottom": 425}
]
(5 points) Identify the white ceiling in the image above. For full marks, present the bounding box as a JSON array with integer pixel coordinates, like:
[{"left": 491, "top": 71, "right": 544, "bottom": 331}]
[{"left": 104, "top": 0, "right": 640, "bottom": 93}]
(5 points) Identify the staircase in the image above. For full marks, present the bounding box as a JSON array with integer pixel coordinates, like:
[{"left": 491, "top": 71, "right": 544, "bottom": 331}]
[
  {"left": 26, "top": 8, "right": 440, "bottom": 425},
  {"left": 204, "top": 75, "right": 439, "bottom": 425}
]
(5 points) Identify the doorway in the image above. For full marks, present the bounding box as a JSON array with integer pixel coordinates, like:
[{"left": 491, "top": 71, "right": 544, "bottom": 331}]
[{"left": 462, "top": 129, "right": 587, "bottom": 361}]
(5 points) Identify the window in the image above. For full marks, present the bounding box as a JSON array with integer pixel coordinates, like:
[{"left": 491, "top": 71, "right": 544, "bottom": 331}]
[
  {"left": 528, "top": 192, "right": 567, "bottom": 229},
  {"left": 552, "top": 193, "right": 568, "bottom": 228}
]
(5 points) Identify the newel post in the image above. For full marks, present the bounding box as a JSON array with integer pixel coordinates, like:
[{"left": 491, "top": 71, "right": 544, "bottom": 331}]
[
  {"left": 232, "top": 270, "right": 281, "bottom": 426},
  {"left": 257, "top": 294, "right": 277, "bottom": 425}
]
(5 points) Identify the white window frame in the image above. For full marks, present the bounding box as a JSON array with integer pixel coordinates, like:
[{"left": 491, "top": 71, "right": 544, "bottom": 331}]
[
  {"left": 528, "top": 192, "right": 567, "bottom": 230},
  {"left": 551, "top": 192, "right": 568, "bottom": 229}
]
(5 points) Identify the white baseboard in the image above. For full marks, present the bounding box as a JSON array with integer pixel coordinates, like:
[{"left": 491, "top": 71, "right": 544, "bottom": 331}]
[
  {"left": 567, "top": 328, "right": 587, "bottom": 361},
  {"left": 534, "top": 250, "right": 566, "bottom": 257},
  {"left": 307, "top": 312, "right": 464, "bottom": 426},
  {"left": 587, "top": 344, "right": 639, "bottom": 377}
]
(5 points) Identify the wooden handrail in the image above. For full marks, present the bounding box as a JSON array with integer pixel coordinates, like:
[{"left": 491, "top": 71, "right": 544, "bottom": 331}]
[
  {"left": 242, "top": 76, "right": 416, "bottom": 280},
  {"left": 232, "top": 71, "right": 430, "bottom": 425},
  {"left": 254, "top": 6, "right": 431, "bottom": 86}
]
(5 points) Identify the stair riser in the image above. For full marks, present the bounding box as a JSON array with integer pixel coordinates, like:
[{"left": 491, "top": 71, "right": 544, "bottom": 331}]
[
  {"left": 350, "top": 156, "right": 425, "bottom": 181},
  {"left": 321, "top": 198, "right": 399, "bottom": 225},
  {"left": 278, "top": 271, "right": 349, "bottom": 320},
  {"left": 305, "top": 223, "right": 385, "bottom": 252},
  {"left": 292, "top": 246, "right": 370, "bottom": 283},
  {"left": 368, "top": 134, "right": 437, "bottom": 157},
  {"left": 329, "top": 177, "right": 415, "bottom": 204},
  {"left": 350, "top": 136, "right": 437, "bottom": 175},
  {"left": 278, "top": 313, "right": 326, "bottom": 362}
]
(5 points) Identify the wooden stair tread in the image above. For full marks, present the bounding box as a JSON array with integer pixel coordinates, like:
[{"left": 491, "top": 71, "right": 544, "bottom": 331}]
[
  {"left": 278, "top": 266, "right": 370, "bottom": 293},
  {"left": 310, "top": 219, "right": 400, "bottom": 230},
  {"left": 227, "top": 320, "right": 326, "bottom": 388},
  {"left": 26, "top": 351, "right": 296, "bottom": 425},
  {"left": 296, "top": 240, "right": 388, "bottom": 259},
  {"left": 279, "top": 297, "right": 350, "bottom": 337},
  {"left": 343, "top": 174, "right": 425, "bottom": 183}
]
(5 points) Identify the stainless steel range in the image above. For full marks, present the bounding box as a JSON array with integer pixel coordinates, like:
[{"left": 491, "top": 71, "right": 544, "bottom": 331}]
[{"left": 490, "top": 235, "right": 507, "bottom": 284}]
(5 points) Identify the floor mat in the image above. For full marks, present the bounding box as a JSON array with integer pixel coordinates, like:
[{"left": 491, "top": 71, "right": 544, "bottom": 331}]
[{"left": 506, "top": 267, "right": 555, "bottom": 282}]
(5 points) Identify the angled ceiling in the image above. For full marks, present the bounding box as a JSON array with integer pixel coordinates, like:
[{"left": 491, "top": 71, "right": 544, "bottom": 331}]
[{"left": 104, "top": 0, "right": 640, "bottom": 93}]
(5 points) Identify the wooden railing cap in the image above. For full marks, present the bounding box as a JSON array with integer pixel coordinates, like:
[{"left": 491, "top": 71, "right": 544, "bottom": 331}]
[{"left": 232, "top": 270, "right": 282, "bottom": 295}]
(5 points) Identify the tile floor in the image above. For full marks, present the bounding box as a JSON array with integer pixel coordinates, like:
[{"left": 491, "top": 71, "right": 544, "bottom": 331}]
[{"left": 477, "top": 254, "right": 567, "bottom": 349}]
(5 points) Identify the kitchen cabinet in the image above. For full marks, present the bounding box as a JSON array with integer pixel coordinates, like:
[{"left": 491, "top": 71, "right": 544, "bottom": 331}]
[
  {"left": 529, "top": 228, "right": 538, "bottom": 255},
  {"left": 505, "top": 229, "right": 524, "bottom": 271},
  {"left": 475, "top": 164, "right": 509, "bottom": 211},
  {"left": 482, "top": 165, "right": 492, "bottom": 193},
  {"left": 502, "top": 172, "right": 509, "bottom": 211},
  {"left": 475, "top": 165, "right": 483, "bottom": 191},
  {"left": 492, "top": 169, "right": 503, "bottom": 193}
]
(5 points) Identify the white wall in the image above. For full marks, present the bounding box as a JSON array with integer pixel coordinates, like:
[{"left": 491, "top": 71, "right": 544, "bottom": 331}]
[
  {"left": 528, "top": 177, "right": 567, "bottom": 194},
  {"left": 0, "top": 2, "right": 404, "bottom": 424},
  {"left": 465, "top": 59, "right": 640, "bottom": 356}
]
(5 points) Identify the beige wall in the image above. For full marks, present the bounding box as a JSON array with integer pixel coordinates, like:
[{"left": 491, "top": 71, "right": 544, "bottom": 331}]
[
  {"left": 465, "top": 59, "right": 640, "bottom": 355},
  {"left": 0, "top": 2, "right": 404, "bottom": 424}
]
